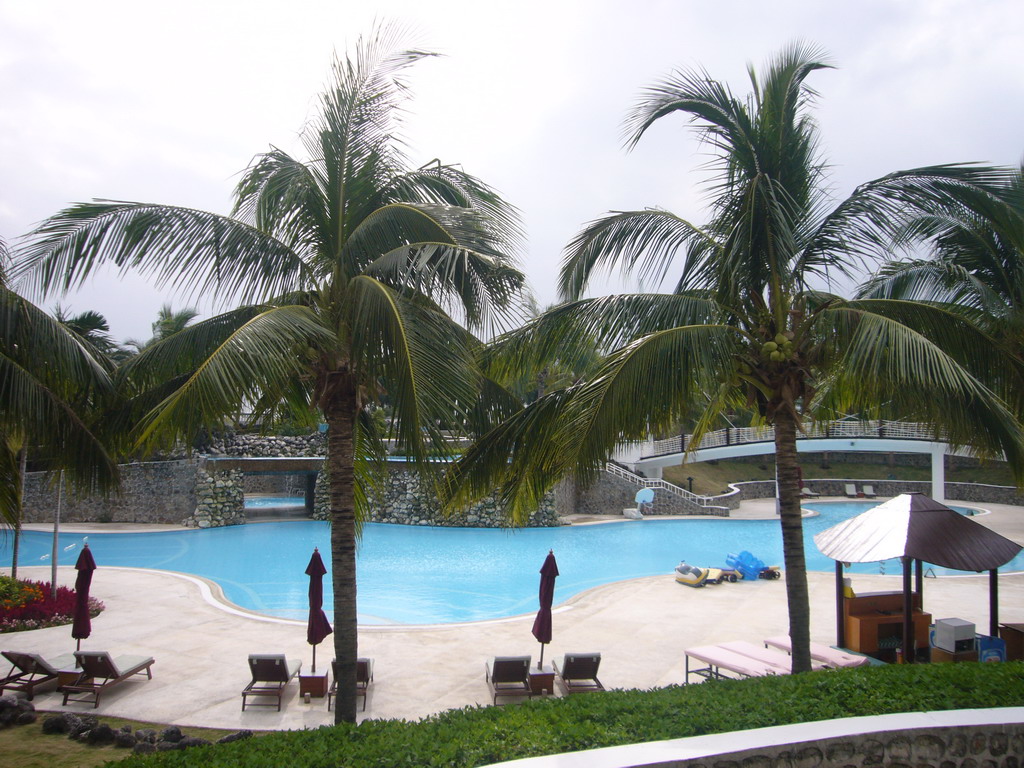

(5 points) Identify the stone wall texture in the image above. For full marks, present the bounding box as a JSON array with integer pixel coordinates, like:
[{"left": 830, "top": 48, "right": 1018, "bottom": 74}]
[
  {"left": 186, "top": 470, "right": 245, "bottom": 528},
  {"left": 665, "top": 722, "right": 1023, "bottom": 768},
  {"left": 19, "top": 433, "right": 1024, "bottom": 527},
  {"left": 312, "top": 464, "right": 559, "bottom": 527},
  {"left": 22, "top": 460, "right": 197, "bottom": 524}
]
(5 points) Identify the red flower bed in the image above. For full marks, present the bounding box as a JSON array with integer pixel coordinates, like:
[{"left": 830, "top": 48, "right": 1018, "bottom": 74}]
[{"left": 0, "top": 576, "right": 105, "bottom": 633}]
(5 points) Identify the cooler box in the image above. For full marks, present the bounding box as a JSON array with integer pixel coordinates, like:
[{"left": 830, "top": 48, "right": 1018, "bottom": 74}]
[
  {"left": 977, "top": 635, "right": 1006, "bottom": 662},
  {"left": 933, "top": 618, "right": 975, "bottom": 653}
]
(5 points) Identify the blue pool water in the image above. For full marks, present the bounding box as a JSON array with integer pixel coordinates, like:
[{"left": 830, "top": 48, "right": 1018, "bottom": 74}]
[
  {"left": 244, "top": 496, "right": 304, "bottom": 509},
  {"left": 5, "top": 502, "right": 1019, "bottom": 625}
]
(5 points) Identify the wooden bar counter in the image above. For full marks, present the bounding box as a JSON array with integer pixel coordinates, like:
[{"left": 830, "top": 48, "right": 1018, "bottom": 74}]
[{"left": 843, "top": 591, "right": 931, "bottom": 655}]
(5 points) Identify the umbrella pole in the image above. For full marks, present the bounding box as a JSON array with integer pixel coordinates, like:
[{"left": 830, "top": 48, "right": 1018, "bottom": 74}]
[
  {"left": 901, "top": 557, "right": 913, "bottom": 663},
  {"left": 312, "top": 644, "right": 317, "bottom": 674},
  {"left": 538, "top": 644, "right": 544, "bottom": 670},
  {"left": 990, "top": 568, "right": 999, "bottom": 638}
]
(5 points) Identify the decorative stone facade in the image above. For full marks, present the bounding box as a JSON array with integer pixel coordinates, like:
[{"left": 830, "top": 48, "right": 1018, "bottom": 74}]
[
  {"left": 668, "top": 721, "right": 1023, "bottom": 768},
  {"left": 184, "top": 469, "right": 245, "bottom": 528},
  {"left": 19, "top": 432, "right": 1024, "bottom": 527},
  {"left": 21, "top": 460, "right": 197, "bottom": 524},
  {"left": 312, "top": 462, "right": 559, "bottom": 527}
]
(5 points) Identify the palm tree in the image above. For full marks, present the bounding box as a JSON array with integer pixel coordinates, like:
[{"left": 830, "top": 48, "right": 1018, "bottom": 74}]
[
  {"left": 1, "top": 239, "right": 119, "bottom": 566},
  {"left": 53, "top": 305, "right": 132, "bottom": 364},
  {"left": 124, "top": 304, "right": 200, "bottom": 353},
  {"left": 447, "top": 44, "right": 1024, "bottom": 673},
  {"left": 14, "top": 25, "right": 524, "bottom": 722}
]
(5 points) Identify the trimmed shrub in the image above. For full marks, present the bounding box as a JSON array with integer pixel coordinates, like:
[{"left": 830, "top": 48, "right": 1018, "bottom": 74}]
[{"left": 110, "top": 662, "right": 1024, "bottom": 768}]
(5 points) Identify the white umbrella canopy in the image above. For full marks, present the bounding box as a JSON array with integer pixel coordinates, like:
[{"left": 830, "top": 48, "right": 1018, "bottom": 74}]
[{"left": 814, "top": 493, "right": 1020, "bottom": 571}]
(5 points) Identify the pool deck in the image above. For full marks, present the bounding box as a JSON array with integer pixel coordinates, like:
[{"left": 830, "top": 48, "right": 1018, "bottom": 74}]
[{"left": 3, "top": 497, "right": 1023, "bottom": 731}]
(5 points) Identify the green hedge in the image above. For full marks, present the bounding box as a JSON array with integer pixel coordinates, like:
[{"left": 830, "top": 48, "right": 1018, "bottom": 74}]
[{"left": 110, "top": 663, "right": 1024, "bottom": 768}]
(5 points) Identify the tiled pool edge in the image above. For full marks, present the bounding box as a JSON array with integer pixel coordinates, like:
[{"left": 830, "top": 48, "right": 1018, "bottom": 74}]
[{"left": 484, "top": 707, "right": 1024, "bottom": 767}]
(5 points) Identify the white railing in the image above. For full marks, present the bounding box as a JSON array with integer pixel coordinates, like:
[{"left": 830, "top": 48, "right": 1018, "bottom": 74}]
[
  {"left": 644, "top": 420, "right": 943, "bottom": 459},
  {"left": 604, "top": 463, "right": 721, "bottom": 508}
]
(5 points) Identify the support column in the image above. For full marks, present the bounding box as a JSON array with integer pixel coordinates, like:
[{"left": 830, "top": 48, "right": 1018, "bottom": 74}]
[{"left": 931, "top": 446, "right": 946, "bottom": 502}]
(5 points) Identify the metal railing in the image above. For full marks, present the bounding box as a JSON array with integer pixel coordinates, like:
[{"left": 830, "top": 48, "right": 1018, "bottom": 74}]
[
  {"left": 604, "top": 462, "right": 721, "bottom": 508},
  {"left": 643, "top": 420, "right": 944, "bottom": 459}
]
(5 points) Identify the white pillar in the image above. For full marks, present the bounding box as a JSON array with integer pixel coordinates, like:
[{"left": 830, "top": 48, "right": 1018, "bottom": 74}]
[{"left": 931, "top": 445, "right": 946, "bottom": 502}]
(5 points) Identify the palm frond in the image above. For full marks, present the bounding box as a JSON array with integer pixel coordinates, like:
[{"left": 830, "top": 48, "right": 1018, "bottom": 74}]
[
  {"left": 14, "top": 201, "right": 311, "bottom": 306},
  {"left": 345, "top": 275, "right": 478, "bottom": 468},
  {"left": 133, "top": 305, "right": 335, "bottom": 448},
  {"left": 813, "top": 304, "right": 1024, "bottom": 480},
  {"left": 483, "top": 293, "right": 723, "bottom": 383},
  {"left": 560, "top": 209, "right": 714, "bottom": 301}
]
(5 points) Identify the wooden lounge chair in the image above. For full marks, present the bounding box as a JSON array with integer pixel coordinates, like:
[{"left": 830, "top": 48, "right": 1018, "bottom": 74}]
[
  {"left": 327, "top": 657, "right": 374, "bottom": 712},
  {"left": 484, "top": 656, "right": 532, "bottom": 704},
  {"left": 1, "top": 650, "right": 76, "bottom": 700},
  {"left": 763, "top": 635, "right": 872, "bottom": 668},
  {"left": 61, "top": 651, "right": 155, "bottom": 708},
  {"left": 684, "top": 644, "right": 784, "bottom": 683},
  {"left": 862, "top": 485, "right": 877, "bottom": 498},
  {"left": 844, "top": 483, "right": 858, "bottom": 498},
  {"left": 552, "top": 652, "right": 605, "bottom": 693},
  {"left": 241, "top": 654, "right": 301, "bottom": 711}
]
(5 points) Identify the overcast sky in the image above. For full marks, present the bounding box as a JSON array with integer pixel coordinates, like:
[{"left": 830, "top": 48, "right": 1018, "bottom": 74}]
[{"left": 2, "top": 0, "right": 1022, "bottom": 342}]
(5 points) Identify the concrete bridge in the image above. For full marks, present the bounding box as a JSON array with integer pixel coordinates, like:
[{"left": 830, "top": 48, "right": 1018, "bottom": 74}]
[{"left": 613, "top": 420, "right": 982, "bottom": 502}]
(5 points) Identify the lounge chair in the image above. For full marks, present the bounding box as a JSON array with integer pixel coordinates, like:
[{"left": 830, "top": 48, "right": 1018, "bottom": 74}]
[
  {"left": 327, "top": 657, "right": 374, "bottom": 712},
  {"left": 684, "top": 644, "right": 784, "bottom": 682},
  {"left": 484, "top": 656, "right": 532, "bottom": 704},
  {"left": 862, "top": 485, "right": 877, "bottom": 498},
  {"left": 763, "top": 635, "right": 872, "bottom": 668},
  {"left": 241, "top": 654, "right": 301, "bottom": 711},
  {"left": 61, "top": 651, "right": 155, "bottom": 708},
  {"left": 716, "top": 640, "right": 827, "bottom": 672},
  {"left": 844, "top": 483, "right": 857, "bottom": 498},
  {"left": 1, "top": 650, "right": 76, "bottom": 700},
  {"left": 553, "top": 652, "right": 604, "bottom": 693},
  {"left": 799, "top": 486, "right": 820, "bottom": 498}
]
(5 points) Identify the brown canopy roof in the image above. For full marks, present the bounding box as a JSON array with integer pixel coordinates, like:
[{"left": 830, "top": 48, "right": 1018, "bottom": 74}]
[{"left": 814, "top": 493, "right": 1021, "bottom": 571}]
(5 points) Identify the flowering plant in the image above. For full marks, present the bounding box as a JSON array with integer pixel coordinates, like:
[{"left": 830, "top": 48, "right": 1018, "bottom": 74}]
[{"left": 0, "top": 576, "right": 105, "bottom": 633}]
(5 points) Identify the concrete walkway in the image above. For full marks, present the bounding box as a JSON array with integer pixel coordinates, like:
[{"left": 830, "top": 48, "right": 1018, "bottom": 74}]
[{"left": 3, "top": 498, "right": 1022, "bottom": 730}]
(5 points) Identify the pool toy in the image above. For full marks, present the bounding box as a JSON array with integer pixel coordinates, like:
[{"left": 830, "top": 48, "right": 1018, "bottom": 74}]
[
  {"left": 674, "top": 562, "right": 709, "bottom": 587},
  {"left": 725, "top": 551, "right": 782, "bottom": 581},
  {"left": 707, "top": 568, "right": 740, "bottom": 583}
]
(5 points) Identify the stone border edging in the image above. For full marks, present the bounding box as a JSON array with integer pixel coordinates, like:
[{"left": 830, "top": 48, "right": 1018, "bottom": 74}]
[{"left": 482, "top": 706, "right": 1024, "bottom": 767}]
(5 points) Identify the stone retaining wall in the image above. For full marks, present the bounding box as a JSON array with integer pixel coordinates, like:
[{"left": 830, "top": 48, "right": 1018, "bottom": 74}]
[
  {"left": 20, "top": 438, "right": 1024, "bottom": 527},
  {"left": 662, "top": 721, "right": 1022, "bottom": 768},
  {"left": 21, "top": 461, "right": 197, "bottom": 524},
  {"left": 569, "top": 473, "right": 731, "bottom": 517},
  {"left": 311, "top": 464, "right": 559, "bottom": 527}
]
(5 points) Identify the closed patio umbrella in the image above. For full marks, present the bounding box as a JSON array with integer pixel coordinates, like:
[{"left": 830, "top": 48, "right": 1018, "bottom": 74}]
[
  {"left": 305, "top": 548, "right": 333, "bottom": 674},
  {"left": 531, "top": 550, "right": 559, "bottom": 670},
  {"left": 71, "top": 543, "right": 97, "bottom": 659}
]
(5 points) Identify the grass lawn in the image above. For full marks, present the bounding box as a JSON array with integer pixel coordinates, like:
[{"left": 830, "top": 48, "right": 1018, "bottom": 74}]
[
  {"left": 663, "top": 456, "right": 1016, "bottom": 496},
  {"left": 0, "top": 715, "right": 241, "bottom": 768}
]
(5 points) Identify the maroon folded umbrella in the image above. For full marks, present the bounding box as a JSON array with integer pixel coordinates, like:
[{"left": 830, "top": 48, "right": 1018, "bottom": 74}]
[
  {"left": 531, "top": 550, "right": 559, "bottom": 669},
  {"left": 305, "top": 548, "right": 333, "bottom": 674},
  {"left": 72, "top": 544, "right": 97, "bottom": 657}
]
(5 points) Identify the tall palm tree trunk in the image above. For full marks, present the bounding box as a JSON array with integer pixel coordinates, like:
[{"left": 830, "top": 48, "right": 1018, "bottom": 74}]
[
  {"left": 774, "top": 409, "right": 812, "bottom": 673},
  {"left": 325, "top": 372, "right": 359, "bottom": 724}
]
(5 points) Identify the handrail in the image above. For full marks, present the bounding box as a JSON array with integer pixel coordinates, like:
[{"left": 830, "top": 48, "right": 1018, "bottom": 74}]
[
  {"left": 604, "top": 463, "right": 720, "bottom": 507},
  {"left": 643, "top": 419, "right": 945, "bottom": 459}
]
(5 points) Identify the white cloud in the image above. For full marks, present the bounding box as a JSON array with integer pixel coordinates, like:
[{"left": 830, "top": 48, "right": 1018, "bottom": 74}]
[{"left": 2, "top": 0, "right": 1022, "bottom": 339}]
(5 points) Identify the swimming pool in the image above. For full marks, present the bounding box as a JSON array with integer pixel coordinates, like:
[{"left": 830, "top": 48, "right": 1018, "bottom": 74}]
[
  {"left": 243, "top": 496, "right": 305, "bottom": 509},
  {"left": 6, "top": 502, "right": 1019, "bottom": 625}
]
